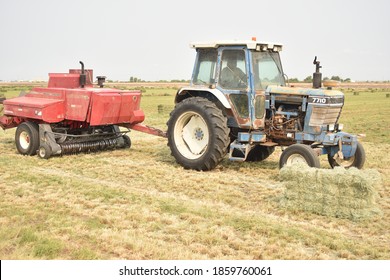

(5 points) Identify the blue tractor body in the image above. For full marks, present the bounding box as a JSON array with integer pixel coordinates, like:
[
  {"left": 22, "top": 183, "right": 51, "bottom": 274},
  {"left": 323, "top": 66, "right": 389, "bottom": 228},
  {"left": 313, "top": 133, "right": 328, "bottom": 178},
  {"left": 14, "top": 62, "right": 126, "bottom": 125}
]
[{"left": 168, "top": 40, "right": 365, "bottom": 170}]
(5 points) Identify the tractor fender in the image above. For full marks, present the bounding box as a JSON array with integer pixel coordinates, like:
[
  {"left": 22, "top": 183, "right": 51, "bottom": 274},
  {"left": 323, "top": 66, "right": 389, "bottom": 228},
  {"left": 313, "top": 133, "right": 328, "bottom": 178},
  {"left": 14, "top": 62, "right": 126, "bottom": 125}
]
[{"left": 175, "top": 87, "right": 231, "bottom": 109}]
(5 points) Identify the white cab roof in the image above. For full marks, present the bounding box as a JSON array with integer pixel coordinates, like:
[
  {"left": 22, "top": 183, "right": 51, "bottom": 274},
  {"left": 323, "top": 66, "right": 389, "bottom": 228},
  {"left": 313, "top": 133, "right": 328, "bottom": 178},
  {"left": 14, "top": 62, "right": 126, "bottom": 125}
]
[{"left": 190, "top": 40, "right": 283, "bottom": 51}]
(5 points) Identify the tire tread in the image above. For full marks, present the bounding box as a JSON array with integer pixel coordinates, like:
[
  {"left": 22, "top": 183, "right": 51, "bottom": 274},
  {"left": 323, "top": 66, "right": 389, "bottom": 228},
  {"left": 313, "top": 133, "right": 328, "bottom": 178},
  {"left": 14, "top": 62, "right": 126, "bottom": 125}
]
[{"left": 167, "top": 97, "right": 229, "bottom": 171}]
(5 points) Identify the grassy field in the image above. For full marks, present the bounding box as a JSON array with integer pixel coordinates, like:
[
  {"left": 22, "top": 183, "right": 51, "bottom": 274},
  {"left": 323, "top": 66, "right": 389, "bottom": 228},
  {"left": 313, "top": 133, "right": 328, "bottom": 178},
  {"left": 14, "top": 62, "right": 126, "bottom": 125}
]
[{"left": 0, "top": 84, "right": 389, "bottom": 259}]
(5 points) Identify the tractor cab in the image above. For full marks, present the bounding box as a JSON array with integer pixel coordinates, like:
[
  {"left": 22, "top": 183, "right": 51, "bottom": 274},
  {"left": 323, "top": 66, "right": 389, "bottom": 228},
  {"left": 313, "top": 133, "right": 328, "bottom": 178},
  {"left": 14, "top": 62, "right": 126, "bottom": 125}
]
[{"left": 179, "top": 40, "right": 285, "bottom": 130}]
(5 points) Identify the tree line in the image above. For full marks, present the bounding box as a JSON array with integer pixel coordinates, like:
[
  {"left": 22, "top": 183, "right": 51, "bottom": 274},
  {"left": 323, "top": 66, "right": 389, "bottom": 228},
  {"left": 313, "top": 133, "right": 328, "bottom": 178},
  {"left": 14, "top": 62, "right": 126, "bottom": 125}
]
[
  {"left": 129, "top": 76, "right": 189, "bottom": 83},
  {"left": 289, "top": 76, "right": 351, "bottom": 83}
]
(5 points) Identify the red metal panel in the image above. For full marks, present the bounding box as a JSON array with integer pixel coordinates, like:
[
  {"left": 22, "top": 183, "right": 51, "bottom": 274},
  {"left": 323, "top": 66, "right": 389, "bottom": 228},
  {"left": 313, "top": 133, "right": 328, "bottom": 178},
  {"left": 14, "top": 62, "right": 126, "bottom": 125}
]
[
  {"left": 64, "top": 89, "right": 91, "bottom": 121},
  {"left": 0, "top": 115, "right": 21, "bottom": 129},
  {"left": 27, "top": 87, "right": 65, "bottom": 99},
  {"left": 3, "top": 96, "right": 64, "bottom": 123},
  {"left": 41, "top": 101, "right": 65, "bottom": 122},
  {"left": 48, "top": 73, "right": 80, "bottom": 88},
  {"left": 48, "top": 70, "right": 93, "bottom": 88},
  {"left": 69, "top": 69, "right": 93, "bottom": 86},
  {"left": 89, "top": 91, "right": 122, "bottom": 126},
  {"left": 117, "top": 91, "right": 145, "bottom": 124},
  {"left": 128, "top": 109, "right": 145, "bottom": 124}
]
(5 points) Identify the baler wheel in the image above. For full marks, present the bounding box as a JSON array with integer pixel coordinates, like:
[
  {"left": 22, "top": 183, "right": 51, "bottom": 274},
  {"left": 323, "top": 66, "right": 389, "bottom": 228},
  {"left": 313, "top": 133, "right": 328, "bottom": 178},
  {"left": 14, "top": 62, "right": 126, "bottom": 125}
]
[
  {"left": 279, "top": 144, "right": 320, "bottom": 168},
  {"left": 327, "top": 141, "right": 365, "bottom": 169},
  {"left": 123, "top": 135, "right": 131, "bottom": 148},
  {"left": 15, "top": 122, "right": 40, "bottom": 156},
  {"left": 38, "top": 143, "right": 52, "bottom": 159},
  {"left": 167, "top": 97, "right": 229, "bottom": 171}
]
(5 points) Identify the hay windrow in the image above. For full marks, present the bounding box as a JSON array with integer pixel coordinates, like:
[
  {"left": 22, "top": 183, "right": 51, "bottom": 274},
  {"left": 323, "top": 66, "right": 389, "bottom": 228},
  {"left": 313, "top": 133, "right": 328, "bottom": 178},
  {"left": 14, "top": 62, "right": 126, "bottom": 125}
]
[{"left": 279, "top": 164, "right": 382, "bottom": 220}]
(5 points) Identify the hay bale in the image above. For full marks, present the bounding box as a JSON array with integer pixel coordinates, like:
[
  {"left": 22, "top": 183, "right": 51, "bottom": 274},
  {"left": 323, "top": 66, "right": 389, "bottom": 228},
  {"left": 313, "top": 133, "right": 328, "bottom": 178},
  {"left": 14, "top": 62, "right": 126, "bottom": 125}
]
[{"left": 279, "top": 163, "right": 381, "bottom": 220}]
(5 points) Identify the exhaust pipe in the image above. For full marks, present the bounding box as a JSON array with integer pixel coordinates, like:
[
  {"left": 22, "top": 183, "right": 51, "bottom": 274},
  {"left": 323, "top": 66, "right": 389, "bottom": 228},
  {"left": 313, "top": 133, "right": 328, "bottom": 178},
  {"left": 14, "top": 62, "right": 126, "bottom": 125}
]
[
  {"left": 79, "top": 61, "right": 86, "bottom": 88},
  {"left": 312, "top": 56, "right": 322, "bottom": 89}
]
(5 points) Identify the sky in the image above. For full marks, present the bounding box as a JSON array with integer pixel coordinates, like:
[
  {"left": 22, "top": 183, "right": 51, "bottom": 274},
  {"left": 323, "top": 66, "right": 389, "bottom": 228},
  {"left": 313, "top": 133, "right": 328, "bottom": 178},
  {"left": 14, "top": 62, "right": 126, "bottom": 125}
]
[{"left": 0, "top": 0, "right": 389, "bottom": 82}]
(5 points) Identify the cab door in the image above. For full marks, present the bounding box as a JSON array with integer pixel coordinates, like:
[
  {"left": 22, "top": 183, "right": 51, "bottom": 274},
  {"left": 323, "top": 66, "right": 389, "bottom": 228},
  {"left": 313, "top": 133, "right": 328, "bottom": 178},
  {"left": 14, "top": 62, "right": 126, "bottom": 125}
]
[
  {"left": 250, "top": 50, "right": 287, "bottom": 130},
  {"left": 217, "top": 48, "right": 253, "bottom": 129}
]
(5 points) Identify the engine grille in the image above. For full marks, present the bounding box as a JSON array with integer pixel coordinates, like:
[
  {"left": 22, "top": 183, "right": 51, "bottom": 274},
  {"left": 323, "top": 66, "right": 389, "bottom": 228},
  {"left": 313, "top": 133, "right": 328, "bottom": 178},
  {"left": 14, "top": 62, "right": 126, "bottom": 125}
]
[{"left": 309, "top": 106, "right": 342, "bottom": 126}]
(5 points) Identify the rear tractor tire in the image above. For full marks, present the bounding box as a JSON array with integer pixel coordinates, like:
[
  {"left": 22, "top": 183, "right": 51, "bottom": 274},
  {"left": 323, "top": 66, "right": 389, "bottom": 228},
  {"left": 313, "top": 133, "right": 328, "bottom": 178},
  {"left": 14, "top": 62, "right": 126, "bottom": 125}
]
[
  {"left": 327, "top": 141, "right": 365, "bottom": 169},
  {"left": 279, "top": 144, "right": 320, "bottom": 168},
  {"left": 167, "top": 97, "right": 230, "bottom": 171},
  {"left": 15, "top": 121, "right": 40, "bottom": 156}
]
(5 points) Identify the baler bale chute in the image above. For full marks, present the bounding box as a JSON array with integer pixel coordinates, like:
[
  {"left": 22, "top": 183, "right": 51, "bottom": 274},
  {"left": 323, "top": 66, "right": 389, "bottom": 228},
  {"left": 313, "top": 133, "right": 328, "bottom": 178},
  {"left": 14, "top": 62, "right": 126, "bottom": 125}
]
[{"left": 0, "top": 61, "right": 165, "bottom": 159}]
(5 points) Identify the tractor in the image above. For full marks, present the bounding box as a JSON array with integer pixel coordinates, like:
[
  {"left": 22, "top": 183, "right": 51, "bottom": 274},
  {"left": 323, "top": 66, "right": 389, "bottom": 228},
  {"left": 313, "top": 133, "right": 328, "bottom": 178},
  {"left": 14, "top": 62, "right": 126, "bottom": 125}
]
[{"left": 167, "top": 40, "right": 365, "bottom": 171}]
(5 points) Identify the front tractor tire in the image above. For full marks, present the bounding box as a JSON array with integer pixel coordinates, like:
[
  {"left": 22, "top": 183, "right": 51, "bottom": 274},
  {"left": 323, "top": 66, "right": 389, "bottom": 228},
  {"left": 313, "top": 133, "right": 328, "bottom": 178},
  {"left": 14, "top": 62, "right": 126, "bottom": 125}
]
[
  {"left": 167, "top": 97, "right": 230, "bottom": 171},
  {"left": 15, "top": 121, "right": 40, "bottom": 156},
  {"left": 327, "top": 141, "right": 365, "bottom": 169},
  {"left": 279, "top": 144, "right": 320, "bottom": 168}
]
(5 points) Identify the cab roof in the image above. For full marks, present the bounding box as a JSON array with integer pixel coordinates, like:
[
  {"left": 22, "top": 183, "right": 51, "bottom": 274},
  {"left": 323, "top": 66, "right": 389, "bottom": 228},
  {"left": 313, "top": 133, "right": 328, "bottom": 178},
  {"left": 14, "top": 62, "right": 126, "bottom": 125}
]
[{"left": 190, "top": 40, "right": 283, "bottom": 51}]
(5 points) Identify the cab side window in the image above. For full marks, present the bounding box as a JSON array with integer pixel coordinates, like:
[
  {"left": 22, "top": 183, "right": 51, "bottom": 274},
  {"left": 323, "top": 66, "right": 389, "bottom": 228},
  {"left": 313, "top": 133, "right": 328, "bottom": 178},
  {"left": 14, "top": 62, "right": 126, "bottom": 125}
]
[{"left": 193, "top": 49, "right": 218, "bottom": 85}]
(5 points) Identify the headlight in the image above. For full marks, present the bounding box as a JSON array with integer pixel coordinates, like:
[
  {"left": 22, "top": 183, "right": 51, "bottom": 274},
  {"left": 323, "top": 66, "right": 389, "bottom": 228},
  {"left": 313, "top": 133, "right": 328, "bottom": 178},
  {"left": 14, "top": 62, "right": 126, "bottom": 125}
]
[
  {"left": 328, "top": 124, "right": 335, "bottom": 131},
  {"left": 337, "top": 123, "right": 344, "bottom": 131}
]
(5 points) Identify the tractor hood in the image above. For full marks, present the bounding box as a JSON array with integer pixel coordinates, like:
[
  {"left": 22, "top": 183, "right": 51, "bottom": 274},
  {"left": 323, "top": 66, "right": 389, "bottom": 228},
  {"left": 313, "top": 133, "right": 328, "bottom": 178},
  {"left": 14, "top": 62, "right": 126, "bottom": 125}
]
[{"left": 266, "top": 85, "right": 344, "bottom": 98}]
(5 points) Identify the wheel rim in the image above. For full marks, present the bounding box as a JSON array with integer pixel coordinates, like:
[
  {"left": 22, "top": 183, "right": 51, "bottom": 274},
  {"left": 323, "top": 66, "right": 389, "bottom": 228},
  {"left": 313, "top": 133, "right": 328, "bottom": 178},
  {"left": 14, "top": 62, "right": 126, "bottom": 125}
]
[
  {"left": 174, "top": 111, "right": 209, "bottom": 159},
  {"left": 286, "top": 154, "right": 308, "bottom": 166},
  {"left": 334, "top": 155, "right": 355, "bottom": 167},
  {"left": 38, "top": 147, "right": 46, "bottom": 158},
  {"left": 19, "top": 131, "right": 31, "bottom": 150}
]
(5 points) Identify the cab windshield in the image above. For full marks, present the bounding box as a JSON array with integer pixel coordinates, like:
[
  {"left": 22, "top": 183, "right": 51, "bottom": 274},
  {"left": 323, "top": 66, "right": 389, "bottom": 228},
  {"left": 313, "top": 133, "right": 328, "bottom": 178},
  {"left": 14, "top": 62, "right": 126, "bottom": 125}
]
[{"left": 252, "top": 51, "right": 285, "bottom": 90}]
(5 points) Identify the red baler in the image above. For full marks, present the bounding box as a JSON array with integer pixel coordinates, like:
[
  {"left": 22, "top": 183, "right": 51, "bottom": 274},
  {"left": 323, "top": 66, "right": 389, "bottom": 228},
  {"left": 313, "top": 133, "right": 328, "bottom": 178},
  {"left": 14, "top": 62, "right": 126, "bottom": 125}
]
[{"left": 0, "top": 62, "right": 165, "bottom": 158}]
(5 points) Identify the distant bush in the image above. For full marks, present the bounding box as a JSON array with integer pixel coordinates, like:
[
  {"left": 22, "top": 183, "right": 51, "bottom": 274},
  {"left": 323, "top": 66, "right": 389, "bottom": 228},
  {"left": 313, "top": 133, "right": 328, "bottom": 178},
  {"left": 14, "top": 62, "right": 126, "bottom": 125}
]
[{"left": 289, "top": 78, "right": 300, "bottom": 83}]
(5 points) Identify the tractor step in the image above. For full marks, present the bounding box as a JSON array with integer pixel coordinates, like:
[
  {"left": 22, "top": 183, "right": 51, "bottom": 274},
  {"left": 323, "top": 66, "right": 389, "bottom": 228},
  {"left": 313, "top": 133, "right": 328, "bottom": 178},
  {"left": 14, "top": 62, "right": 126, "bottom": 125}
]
[{"left": 229, "top": 141, "right": 251, "bottom": 161}]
